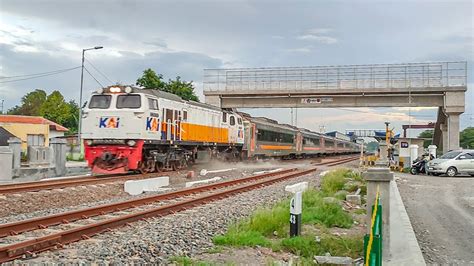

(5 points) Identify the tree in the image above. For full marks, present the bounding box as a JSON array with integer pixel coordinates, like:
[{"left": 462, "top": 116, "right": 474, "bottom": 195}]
[
  {"left": 418, "top": 130, "right": 434, "bottom": 148},
  {"left": 460, "top": 127, "right": 474, "bottom": 149},
  {"left": 39, "top": 91, "right": 72, "bottom": 127},
  {"left": 136, "top": 69, "right": 200, "bottom": 102},
  {"left": 8, "top": 89, "right": 47, "bottom": 116},
  {"left": 136, "top": 69, "right": 166, "bottom": 90},
  {"left": 165, "top": 76, "right": 199, "bottom": 102},
  {"left": 63, "top": 100, "right": 79, "bottom": 134}
]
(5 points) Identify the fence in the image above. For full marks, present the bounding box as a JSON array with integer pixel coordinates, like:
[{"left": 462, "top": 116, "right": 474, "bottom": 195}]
[
  {"left": 364, "top": 188, "right": 383, "bottom": 266},
  {"left": 204, "top": 61, "right": 467, "bottom": 92}
]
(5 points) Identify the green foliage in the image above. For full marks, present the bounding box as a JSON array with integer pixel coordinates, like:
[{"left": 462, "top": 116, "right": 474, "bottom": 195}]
[
  {"left": 418, "top": 130, "right": 434, "bottom": 148},
  {"left": 280, "top": 235, "right": 363, "bottom": 258},
  {"left": 213, "top": 228, "right": 271, "bottom": 247},
  {"left": 165, "top": 76, "right": 199, "bottom": 102},
  {"left": 169, "top": 256, "right": 216, "bottom": 266},
  {"left": 460, "top": 127, "right": 474, "bottom": 149},
  {"left": 8, "top": 90, "right": 79, "bottom": 134},
  {"left": 320, "top": 169, "right": 351, "bottom": 195},
  {"left": 8, "top": 89, "right": 47, "bottom": 115},
  {"left": 136, "top": 68, "right": 199, "bottom": 101},
  {"left": 136, "top": 68, "right": 167, "bottom": 90}
]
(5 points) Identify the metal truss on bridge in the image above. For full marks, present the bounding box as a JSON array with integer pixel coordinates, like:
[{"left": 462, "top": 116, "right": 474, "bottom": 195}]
[{"left": 204, "top": 61, "right": 467, "bottom": 92}]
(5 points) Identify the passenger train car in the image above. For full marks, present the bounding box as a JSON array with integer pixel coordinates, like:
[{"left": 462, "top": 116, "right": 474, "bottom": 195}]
[{"left": 83, "top": 85, "right": 360, "bottom": 174}]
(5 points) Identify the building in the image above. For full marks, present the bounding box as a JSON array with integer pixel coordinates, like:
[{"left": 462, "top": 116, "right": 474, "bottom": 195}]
[
  {"left": 0, "top": 115, "right": 68, "bottom": 151},
  {"left": 326, "top": 131, "right": 351, "bottom": 142}
]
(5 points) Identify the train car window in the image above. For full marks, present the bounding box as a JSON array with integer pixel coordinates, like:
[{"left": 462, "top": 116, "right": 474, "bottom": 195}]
[
  {"left": 183, "top": 110, "right": 188, "bottom": 121},
  {"left": 147, "top": 98, "right": 159, "bottom": 110},
  {"left": 230, "top": 116, "right": 235, "bottom": 126},
  {"left": 165, "top": 109, "right": 173, "bottom": 121},
  {"left": 222, "top": 113, "right": 227, "bottom": 123},
  {"left": 174, "top": 110, "right": 179, "bottom": 121},
  {"left": 117, "top": 94, "right": 141, "bottom": 108},
  {"left": 325, "top": 140, "right": 334, "bottom": 147},
  {"left": 257, "top": 129, "right": 294, "bottom": 143},
  {"left": 237, "top": 118, "right": 242, "bottom": 125},
  {"left": 337, "top": 143, "right": 344, "bottom": 148},
  {"left": 89, "top": 95, "right": 111, "bottom": 109}
]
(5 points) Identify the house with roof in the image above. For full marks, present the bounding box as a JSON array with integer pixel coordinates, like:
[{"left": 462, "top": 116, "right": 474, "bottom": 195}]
[{"left": 0, "top": 115, "right": 69, "bottom": 152}]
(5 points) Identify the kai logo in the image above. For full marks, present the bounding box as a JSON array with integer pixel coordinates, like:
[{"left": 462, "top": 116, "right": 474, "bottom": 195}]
[
  {"left": 146, "top": 117, "right": 159, "bottom": 131},
  {"left": 99, "top": 117, "right": 120, "bottom": 128}
]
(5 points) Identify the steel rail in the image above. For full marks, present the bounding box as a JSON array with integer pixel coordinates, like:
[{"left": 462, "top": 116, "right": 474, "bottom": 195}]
[
  {"left": 0, "top": 168, "right": 296, "bottom": 238},
  {"left": 0, "top": 173, "right": 158, "bottom": 194},
  {"left": 311, "top": 155, "right": 359, "bottom": 166},
  {"left": 0, "top": 168, "right": 316, "bottom": 262},
  {"left": 325, "top": 156, "right": 360, "bottom": 166}
]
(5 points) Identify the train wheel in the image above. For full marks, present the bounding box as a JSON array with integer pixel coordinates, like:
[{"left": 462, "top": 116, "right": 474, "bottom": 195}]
[{"left": 155, "top": 162, "right": 164, "bottom": 172}]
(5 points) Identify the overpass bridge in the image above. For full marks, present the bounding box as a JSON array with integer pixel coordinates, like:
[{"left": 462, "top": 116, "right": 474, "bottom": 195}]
[{"left": 203, "top": 61, "right": 468, "bottom": 153}]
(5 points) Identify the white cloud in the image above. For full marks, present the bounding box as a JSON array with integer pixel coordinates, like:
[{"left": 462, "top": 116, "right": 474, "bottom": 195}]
[
  {"left": 307, "top": 28, "right": 333, "bottom": 35},
  {"left": 284, "top": 46, "right": 312, "bottom": 53},
  {"left": 297, "top": 34, "right": 338, "bottom": 44}
]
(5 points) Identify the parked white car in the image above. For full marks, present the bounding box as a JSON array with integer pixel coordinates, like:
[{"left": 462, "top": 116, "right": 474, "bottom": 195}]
[{"left": 427, "top": 150, "right": 474, "bottom": 177}]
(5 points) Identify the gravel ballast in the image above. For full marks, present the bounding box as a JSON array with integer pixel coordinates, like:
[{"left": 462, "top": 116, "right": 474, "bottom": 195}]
[{"left": 17, "top": 170, "right": 323, "bottom": 264}]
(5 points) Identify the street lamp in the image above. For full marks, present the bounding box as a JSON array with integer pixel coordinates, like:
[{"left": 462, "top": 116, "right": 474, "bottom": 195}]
[{"left": 78, "top": 46, "right": 103, "bottom": 147}]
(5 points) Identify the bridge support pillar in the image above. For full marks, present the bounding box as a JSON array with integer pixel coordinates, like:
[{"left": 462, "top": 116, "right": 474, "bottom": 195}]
[
  {"left": 446, "top": 112, "right": 461, "bottom": 152},
  {"left": 204, "top": 95, "right": 221, "bottom": 108}
]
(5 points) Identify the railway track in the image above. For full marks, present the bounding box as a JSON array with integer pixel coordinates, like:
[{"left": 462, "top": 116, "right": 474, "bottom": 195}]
[
  {"left": 311, "top": 155, "right": 360, "bottom": 166},
  {"left": 0, "top": 172, "right": 161, "bottom": 194},
  {"left": 0, "top": 155, "right": 359, "bottom": 195},
  {"left": 0, "top": 167, "right": 316, "bottom": 262}
]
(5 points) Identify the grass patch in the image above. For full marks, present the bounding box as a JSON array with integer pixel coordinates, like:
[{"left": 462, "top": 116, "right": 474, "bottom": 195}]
[
  {"left": 213, "top": 169, "right": 366, "bottom": 260},
  {"left": 170, "top": 256, "right": 215, "bottom": 266},
  {"left": 354, "top": 208, "right": 367, "bottom": 215},
  {"left": 321, "top": 169, "right": 351, "bottom": 195},
  {"left": 280, "top": 235, "right": 364, "bottom": 258}
]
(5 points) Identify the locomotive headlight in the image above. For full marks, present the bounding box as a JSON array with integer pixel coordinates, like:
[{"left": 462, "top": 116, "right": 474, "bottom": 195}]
[
  {"left": 109, "top": 86, "right": 121, "bottom": 93},
  {"left": 96, "top": 88, "right": 104, "bottom": 94},
  {"left": 85, "top": 140, "right": 93, "bottom": 146},
  {"left": 124, "top": 86, "right": 133, "bottom": 93},
  {"left": 127, "top": 140, "right": 136, "bottom": 147}
]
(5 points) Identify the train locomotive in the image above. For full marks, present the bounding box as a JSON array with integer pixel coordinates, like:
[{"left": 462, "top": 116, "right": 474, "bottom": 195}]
[{"left": 82, "top": 85, "right": 360, "bottom": 174}]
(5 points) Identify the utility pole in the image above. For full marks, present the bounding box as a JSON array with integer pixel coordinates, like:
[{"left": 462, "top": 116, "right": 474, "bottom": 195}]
[
  {"left": 78, "top": 46, "right": 103, "bottom": 147},
  {"left": 0, "top": 100, "right": 4, "bottom": 114}
]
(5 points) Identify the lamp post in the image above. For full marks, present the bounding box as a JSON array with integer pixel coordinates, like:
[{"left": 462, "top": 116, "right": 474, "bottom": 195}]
[{"left": 78, "top": 46, "right": 103, "bottom": 147}]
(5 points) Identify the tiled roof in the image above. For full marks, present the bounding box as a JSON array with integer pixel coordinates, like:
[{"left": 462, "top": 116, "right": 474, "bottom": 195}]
[{"left": 0, "top": 115, "right": 69, "bottom": 132}]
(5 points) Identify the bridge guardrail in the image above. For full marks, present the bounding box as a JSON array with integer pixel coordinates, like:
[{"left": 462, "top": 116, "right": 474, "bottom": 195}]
[{"left": 204, "top": 61, "right": 467, "bottom": 92}]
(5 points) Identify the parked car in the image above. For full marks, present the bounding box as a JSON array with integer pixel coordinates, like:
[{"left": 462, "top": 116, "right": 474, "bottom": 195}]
[{"left": 427, "top": 150, "right": 474, "bottom": 177}]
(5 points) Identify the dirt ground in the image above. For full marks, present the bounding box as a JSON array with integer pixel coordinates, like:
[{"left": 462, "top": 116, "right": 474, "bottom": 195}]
[{"left": 396, "top": 173, "right": 474, "bottom": 265}]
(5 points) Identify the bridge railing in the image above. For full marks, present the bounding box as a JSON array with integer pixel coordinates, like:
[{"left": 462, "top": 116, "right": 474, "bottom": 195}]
[{"left": 203, "top": 61, "right": 467, "bottom": 92}]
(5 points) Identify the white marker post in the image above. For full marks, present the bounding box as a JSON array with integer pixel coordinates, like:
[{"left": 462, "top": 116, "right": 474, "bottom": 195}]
[{"left": 285, "top": 182, "right": 308, "bottom": 237}]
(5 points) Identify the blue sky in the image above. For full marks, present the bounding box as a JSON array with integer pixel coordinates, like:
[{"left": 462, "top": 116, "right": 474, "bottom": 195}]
[{"left": 0, "top": 0, "right": 472, "bottom": 137}]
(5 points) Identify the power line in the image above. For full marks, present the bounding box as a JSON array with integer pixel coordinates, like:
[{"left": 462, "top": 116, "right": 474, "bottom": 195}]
[
  {"left": 83, "top": 67, "right": 104, "bottom": 87},
  {"left": 84, "top": 58, "right": 114, "bottom": 84},
  {"left": 0, "top": 66, "right": 81, "bottom": 80},
  {"left": 0, "top": 67, "right": 81, "bottom": 84}
]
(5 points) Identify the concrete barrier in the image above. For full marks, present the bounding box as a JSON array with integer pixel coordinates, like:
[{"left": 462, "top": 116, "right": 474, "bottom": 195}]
[
  {"left": 185, "top": 176, "right": 222, "bottom": 188},
  {"left": 124, "top": 176, "right": 170, "bottom": 195},
  {"left": 0, "top": 147, "right": 13, "bottom": 181}
]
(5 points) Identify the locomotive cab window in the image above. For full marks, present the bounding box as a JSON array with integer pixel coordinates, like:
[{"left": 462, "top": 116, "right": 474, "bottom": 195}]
[
  {"left": 230, "top": 116, "right": 235, "bottom": 126},
  {"left": 237, "top": 118, "right": 242, "bottom": 125},
  {"left": 147, "top": 98, "right": 158, "bottom": 110},
  {"left": 89, "top": 95, "right": 111, "bottom": 109},
  {"left": 183, "top": 110, "right": 188, "bottom": 121},
  {"left": 222, "top": 113, "right": 227, "bottom": 123},
  {"left": 117, "top": 94, "right": 141, "bottom": 109}
]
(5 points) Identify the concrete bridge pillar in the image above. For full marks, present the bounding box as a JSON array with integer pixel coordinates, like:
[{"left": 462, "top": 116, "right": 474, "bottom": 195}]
[
  {"left": 446, "top": 112, "right": 461, "bottom": 152},
  {"left": 440, "top": 123, "right": 449, "bottom": 154}
]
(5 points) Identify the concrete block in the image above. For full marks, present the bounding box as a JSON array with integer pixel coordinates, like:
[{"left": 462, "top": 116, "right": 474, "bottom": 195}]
[
  {"left": 0, "top": 147, "right": 13, "bottom": 181},
  {"left": 314, "top": 256, "right": 352, "bottom": 265},
  {"left": 200, "top": 168, "right": 235, "bottom": 176},
  {"left": 185, "top": 176, "right": 222, "bottom": 188},
  {"left": 346, "top": 194, "right": 361, "bottom": 205},
  {"left": 124, "top": 176, "right": 169, "bottom": 195},
  {"left": 252, "top": 168, "right": 283, "bottom": 175},
  {"left": 285, "top": 182, "right": 308, "bottom": 194}
]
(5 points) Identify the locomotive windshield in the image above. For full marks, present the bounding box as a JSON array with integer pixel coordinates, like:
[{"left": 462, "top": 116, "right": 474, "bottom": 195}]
[
  {"left": 117, "top": 94, "right": 141, "bottom": 109},
  {"left": 89, "top": 95, "right": 111, "bottom": 109}
]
